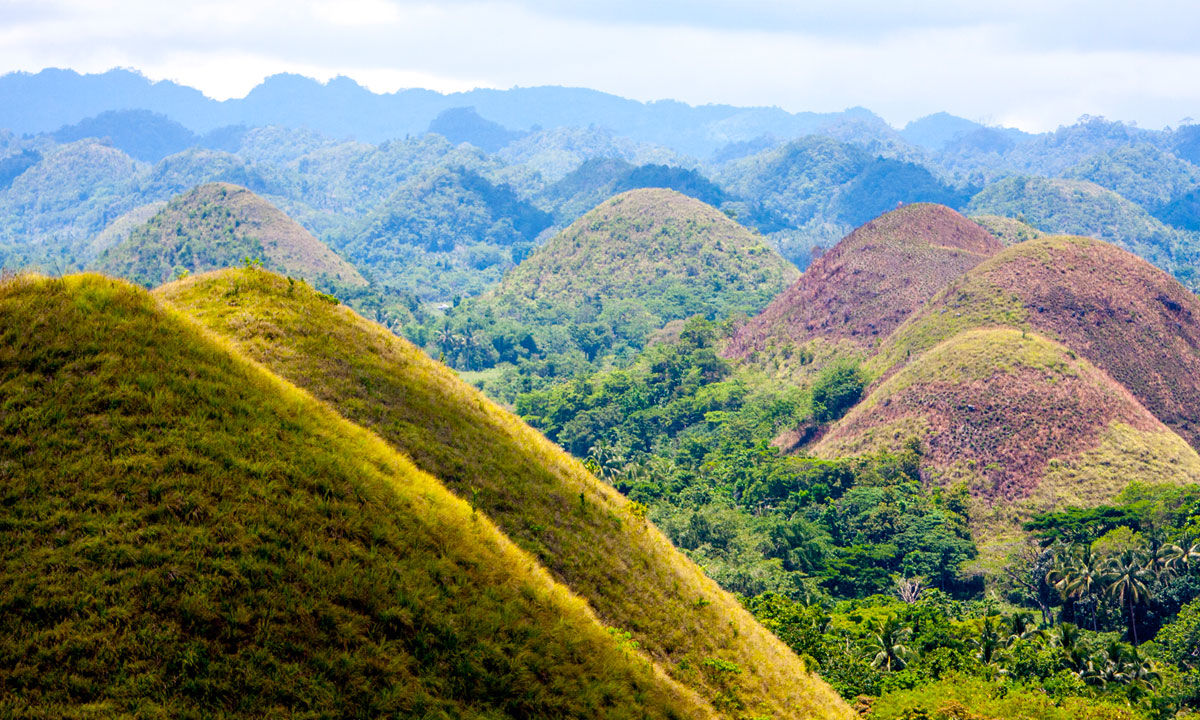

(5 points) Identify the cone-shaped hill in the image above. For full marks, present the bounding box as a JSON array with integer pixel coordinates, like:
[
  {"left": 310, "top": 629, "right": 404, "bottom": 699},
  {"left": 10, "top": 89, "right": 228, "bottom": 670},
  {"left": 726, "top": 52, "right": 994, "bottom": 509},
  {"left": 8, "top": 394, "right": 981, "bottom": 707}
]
[
  {"left": 725, "top": 203, "right": 1001, "bottom": 373},
  {"left": 0, "top": 274, "right": 712, "bottom": 718},
  {"left": 157, "top": 267, "right": 853, "bottom": 720},
  {"left": 871, "top": 235, "right": 1200, "bottom": 449},
  {"left": 815, "top": 327, "right": 1200, "bottom": 525},
  {"left": 478, "top": 188, "right": 798, "bottom": 351},
  {"left": 93, "top": 182, "right": 366, "bottom": 288}
]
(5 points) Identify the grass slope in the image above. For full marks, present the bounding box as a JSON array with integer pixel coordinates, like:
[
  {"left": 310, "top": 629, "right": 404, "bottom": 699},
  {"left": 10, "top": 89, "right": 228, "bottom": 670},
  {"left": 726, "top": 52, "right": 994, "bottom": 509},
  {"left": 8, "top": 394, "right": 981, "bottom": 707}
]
[
  {"left": 817, "top": 328, "right": 1200, "bottom": 520},
  {"left": 480, "top": 188, "right": 798, "bottom": 341},
  {"left": 158, "top": 267, "right": 853, "bottom": 720},
  {"left": 0, "top": 273, "right": 710, "bottom": 719},
  {"left": 93, "top": 182, "right": 365, "bottom": 288},
  {"left": 725, "top": 203, "right": 1001, "bottom": 373},
  {"left": 871, "top": 235, "right": 1200, "bottom": 449}
]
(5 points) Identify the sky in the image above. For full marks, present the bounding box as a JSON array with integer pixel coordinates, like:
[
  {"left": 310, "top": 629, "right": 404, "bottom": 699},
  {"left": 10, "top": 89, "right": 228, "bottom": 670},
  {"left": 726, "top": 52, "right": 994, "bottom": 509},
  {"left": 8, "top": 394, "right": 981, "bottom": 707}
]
[{"left": 2, "top": 0, "right": 1199, "bottom": 132}]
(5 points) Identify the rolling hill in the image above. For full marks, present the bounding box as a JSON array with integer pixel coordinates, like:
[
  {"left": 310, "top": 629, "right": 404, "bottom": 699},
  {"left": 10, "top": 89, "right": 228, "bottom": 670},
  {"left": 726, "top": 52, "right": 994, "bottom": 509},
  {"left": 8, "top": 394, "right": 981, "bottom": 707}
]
[
  {"left": 868, "top": 235, "right": 1200, "bottom": 451},
  {"left": 968, "top": 176, "right": 1197, "bottom": 278},
  {"left": 814, "top": 326, "right": 1200, "bottom": 524},
  {"left": 157, "top": 266, "right": 852, "bottom": 720},
  {"left": 470, "top": 187, "right": 797, "bottom": 363},
  {"left": 725, "top": 203, "right": 1001, "bottom": 375},
  {"left": 93, "top": 182, "right": 365, "bottom": 288},
  {"left": 0, "top": 272, "right": 717, "bottom": 718}
]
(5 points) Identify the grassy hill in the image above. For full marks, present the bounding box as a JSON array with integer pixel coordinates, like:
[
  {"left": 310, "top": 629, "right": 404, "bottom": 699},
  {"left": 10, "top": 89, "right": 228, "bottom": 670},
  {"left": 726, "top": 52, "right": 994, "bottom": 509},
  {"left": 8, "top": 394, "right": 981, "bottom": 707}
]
[
  {"left": 969, "top": 214, "right": 1045, "bottom": 246},
  {"left": 870, "top": 235, "right": 1200, "bottom": 450},
  {"left": 93, "top": 182, "right": 365, "bottom": 288},
  {"left": 157, "top": 267, "right": 852, "bottom": 720},
  {"left": 725, "top": 203, "right": 1001, "bottom": 376},
  {"left": 447, "top": 188, "right": 797, "bottom": 382},
  {"left": 0, "top": 272, "right": 718, "bottom": 719},
  {"left": 968, "top": 176, "right": 1198, "bottom": 281},
  {"left": 815, "top": 327, "right": 1200, "bottom": 527}
]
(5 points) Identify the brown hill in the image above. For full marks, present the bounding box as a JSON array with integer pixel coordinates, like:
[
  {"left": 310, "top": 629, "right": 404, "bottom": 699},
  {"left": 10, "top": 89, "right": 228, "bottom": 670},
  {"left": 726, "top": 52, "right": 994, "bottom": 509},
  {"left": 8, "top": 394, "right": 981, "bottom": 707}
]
[
  {"left": 816, "top": 327, "right": 1200, "bottom": 523},
  {"left": 93, "top": 182, "right": 366, "bottom": 287},
  {"left": 725, "top": 203, "right": 1001, "bottom": 372},
  {"left": 871, "top": 235, "right": 1200, "bottom": 449}
]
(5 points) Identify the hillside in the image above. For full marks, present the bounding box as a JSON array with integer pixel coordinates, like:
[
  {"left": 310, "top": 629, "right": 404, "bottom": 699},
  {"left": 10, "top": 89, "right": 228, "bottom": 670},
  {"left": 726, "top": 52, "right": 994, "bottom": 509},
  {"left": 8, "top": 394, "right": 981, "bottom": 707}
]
[
  {"left": 93, "top": 182, "right": 365, "bottom": 287},
  {"left": 815, "top": 327, "right": 1200, "bottom": 522},
  {"left": 468, "top": 188, "right": 797, "bottom": 366},
  {"left": 871, "top": 235, "right": 1200, "bottom": 449},
  {"left": 968, "top": 176, "right": 1196, "bottom": 277},
  {"left": 0, "top": 273, "right": 714, "bottom": 718},
  {"left": 725, "top": 203, "right": 1001, "bottom": 373},
  {"left": 969, "top": 214, "right": 1045, "bottom": 246},
  {"left": 157, "top": 267, "right": 852, "bottom": 720}
]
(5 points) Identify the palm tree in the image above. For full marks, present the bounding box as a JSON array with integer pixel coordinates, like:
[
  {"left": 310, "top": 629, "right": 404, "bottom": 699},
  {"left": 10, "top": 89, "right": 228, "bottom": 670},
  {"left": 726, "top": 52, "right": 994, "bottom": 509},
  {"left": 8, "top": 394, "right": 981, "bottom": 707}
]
[
  {"left": 1048, "top": 622, "right": 1086, "bottom": 672},
  {"left": 1105, "top": 549, "right": 1152, "bottom": 644},
  {"left": 866, "top": 617, "right": 914, "bottom": 672},
  {"left": 1166, "top": 539, "right": 1200, "bottom": 573},
  {"left": 1047, "top": 544, "right": 1103, "bottom": 630},
  {"left": 972, "top": 616, "right": 1004, "bottom": 667},
  {"left": 1004, "top": 611, "right": 1041, "bottom": 645}
]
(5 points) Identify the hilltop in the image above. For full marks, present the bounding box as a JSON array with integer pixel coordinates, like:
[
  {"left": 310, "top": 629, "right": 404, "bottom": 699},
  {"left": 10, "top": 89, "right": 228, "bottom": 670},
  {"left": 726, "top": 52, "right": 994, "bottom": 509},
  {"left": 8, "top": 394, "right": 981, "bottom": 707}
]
[
  {"left": 157, "top": 267, "right": 852, "bottom": 719},
  {"left": 451, "top": 188, "right": 797, "bottom": 381},
  {"left": 0, "top": 273, "right": 716, "bottom": 718},
  {"left": 93, "top": 182, "right": 365, "bottom": 287},
  {"left": 871, "top": 235, "right": 1200, "bottom": 449},
  {"left": 725, "top": 203, "right": 1001, "bottom": 373},
  {"left": 815, "top": 327, "right": 1200, "bottom": 522},
  {"left": 968, "top": 176, "right": 1196, "bottom": 277}
]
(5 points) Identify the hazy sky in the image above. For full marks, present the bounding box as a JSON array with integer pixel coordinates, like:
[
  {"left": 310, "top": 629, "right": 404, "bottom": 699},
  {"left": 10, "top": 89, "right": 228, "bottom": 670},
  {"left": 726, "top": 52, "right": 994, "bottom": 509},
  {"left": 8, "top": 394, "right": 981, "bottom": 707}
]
[{"left": 3, "top": 0, "right": 1199, "bottom": 131}]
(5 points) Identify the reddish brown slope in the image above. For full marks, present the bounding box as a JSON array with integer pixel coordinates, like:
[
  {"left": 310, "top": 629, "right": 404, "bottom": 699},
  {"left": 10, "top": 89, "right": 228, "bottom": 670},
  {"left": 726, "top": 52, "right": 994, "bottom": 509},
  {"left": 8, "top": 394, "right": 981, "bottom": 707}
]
[
  {"left": 726, "top": 203, "right": 1001, "bottom": 361},
  {"left": 873, "top": 235, "right": 1200, "bottom": 448}
]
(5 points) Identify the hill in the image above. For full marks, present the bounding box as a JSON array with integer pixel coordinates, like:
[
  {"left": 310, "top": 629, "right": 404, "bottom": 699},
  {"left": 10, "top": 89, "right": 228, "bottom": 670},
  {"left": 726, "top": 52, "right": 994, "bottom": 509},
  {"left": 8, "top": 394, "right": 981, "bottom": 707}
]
[
  {"left": 469, "top": 188, "right": 797, "bottom": 368},
  {"left": 157, "top": 267, "right": 853, "bottom": 719},
  {"left": 0, "top": 272, "right": 715, "bottom": 718},
  {"left": 871, "top": 235, "right": 1200, "bottom": 449},
  {"left": 968, "top": 176, "right": 1196, "bottom": 277},
  {"left": 0, "top": 140, "right": 143, "bottom": 269},
  {"left": 93, "top": 182, "right": 365, "bottom": 288},
  {"left": 725, "top": 203, "right": 1001, "bottom": 373},
  {"left": 815, "top": 327, "right": 1200, "bottom": 523},
  {"left": 969, "top": 214, "right": 1045, "bottom": 246},
  {"left": 51, "top": 109, "right": 198, "bottom": 162}
]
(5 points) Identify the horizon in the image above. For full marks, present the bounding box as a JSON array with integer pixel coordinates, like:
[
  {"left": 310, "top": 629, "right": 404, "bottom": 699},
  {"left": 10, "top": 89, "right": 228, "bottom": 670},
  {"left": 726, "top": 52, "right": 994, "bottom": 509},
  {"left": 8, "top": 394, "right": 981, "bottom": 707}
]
[
  {"left": 0, "top": 65, "right": 1162, "bottom": 136},
  {"left": 3, "top": 1, "right": 1199, "bottom": 134}
]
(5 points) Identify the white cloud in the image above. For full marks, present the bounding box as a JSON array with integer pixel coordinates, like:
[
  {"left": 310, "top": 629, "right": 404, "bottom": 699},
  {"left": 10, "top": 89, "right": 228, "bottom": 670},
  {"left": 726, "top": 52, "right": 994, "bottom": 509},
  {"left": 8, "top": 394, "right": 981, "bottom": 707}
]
[{"left": 1, "top": 0, "right": 1198, "bottom": 130}]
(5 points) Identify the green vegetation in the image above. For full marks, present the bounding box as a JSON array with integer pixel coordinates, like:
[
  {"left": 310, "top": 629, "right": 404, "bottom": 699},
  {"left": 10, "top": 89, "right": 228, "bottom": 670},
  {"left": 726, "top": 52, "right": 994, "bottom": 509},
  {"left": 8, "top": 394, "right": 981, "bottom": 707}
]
[
  {"left": 158, "top": 268, "right": 853, "bottom": 720},
  {"left": 0, "top": 272, "right": 715, "bottom": 719},
  {"left": 435, "top": 188, "right": 797, "bottom": 396},
  {"left": 93, "top": 182, "right": 365, "bottom": 288}
]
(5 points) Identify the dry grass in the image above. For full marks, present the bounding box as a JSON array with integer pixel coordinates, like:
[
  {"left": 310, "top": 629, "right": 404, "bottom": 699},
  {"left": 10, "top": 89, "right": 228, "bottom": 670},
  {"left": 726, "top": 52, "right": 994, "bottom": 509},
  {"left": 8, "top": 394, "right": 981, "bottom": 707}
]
[
  {"left": 726, "top": 203, "right": 1001, "bottom": 364},
  {"left": 158, "top": 267, "right": 855, "bottom": 720},
  {"left": 815, "top": 327, "right": 1200, "bottom": 527}
]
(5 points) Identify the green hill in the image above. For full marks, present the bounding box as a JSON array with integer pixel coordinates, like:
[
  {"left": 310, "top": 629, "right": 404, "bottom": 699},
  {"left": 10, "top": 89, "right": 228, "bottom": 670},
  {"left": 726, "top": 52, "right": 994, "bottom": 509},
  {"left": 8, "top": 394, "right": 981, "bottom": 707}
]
[
  {"left": 969, "top": 214, "right": 1045, "bottom": 246},
  {"left": 870, "top": 235, "right": 1200, "bottom": 450},
  {"left": 968, "top": 176, "right": 1198, "bottom": 281},
  {"left": 471, "top": 188, "right": 797, "bottom": 365},
  {"left": 0, "top": 272, "right": 715, "bottom": 719},
  {"left": 815, "top": 327, "right": 1200, "bottom": 528},
  {"left": 158, "top": 267, "right": 852, "bottom": 720},
  {"left": 726, "top": 203, "right": 1000, "bottom": 377},
  {"left": 93, "top": 182, "right": 365, "bottom": 288}
]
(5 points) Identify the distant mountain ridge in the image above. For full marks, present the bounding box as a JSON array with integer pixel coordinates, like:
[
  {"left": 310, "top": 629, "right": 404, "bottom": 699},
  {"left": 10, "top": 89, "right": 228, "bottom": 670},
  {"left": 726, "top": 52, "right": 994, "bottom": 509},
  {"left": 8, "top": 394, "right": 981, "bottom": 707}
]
[{"left": 0, "top": 68, "right": 914, "bottom": 156}]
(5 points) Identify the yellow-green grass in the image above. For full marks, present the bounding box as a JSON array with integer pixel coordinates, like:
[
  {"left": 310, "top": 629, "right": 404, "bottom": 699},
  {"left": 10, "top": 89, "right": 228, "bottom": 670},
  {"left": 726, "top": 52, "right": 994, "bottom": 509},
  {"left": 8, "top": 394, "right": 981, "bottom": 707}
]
[
  {"left": 158, "top": 267, "right": 854, "bottom": 720},
  {"left": 0, "top": 273, "right": 712, "bottom": 719},
  {"left": 867, "top": 235, "right": 1200, "bottom": 448},
  {"left": 93, "top": 182, "right": 366, "bottom": 288},
  {"left": 968, "top": 214, "right": 1046, "bottom": 246},
  {"left": 816, "top": 327, "right": 1200, "bottom": 535}
]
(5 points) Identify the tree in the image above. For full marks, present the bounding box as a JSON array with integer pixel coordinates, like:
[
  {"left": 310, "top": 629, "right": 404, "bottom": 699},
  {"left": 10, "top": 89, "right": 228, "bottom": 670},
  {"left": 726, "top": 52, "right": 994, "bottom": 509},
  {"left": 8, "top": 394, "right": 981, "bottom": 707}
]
[
  {"left": 1106, "top": 549, "right": 1152, "bottom": 644},
  {"left": 866, "top": 616, "right": 914, "bottom": 672}
]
